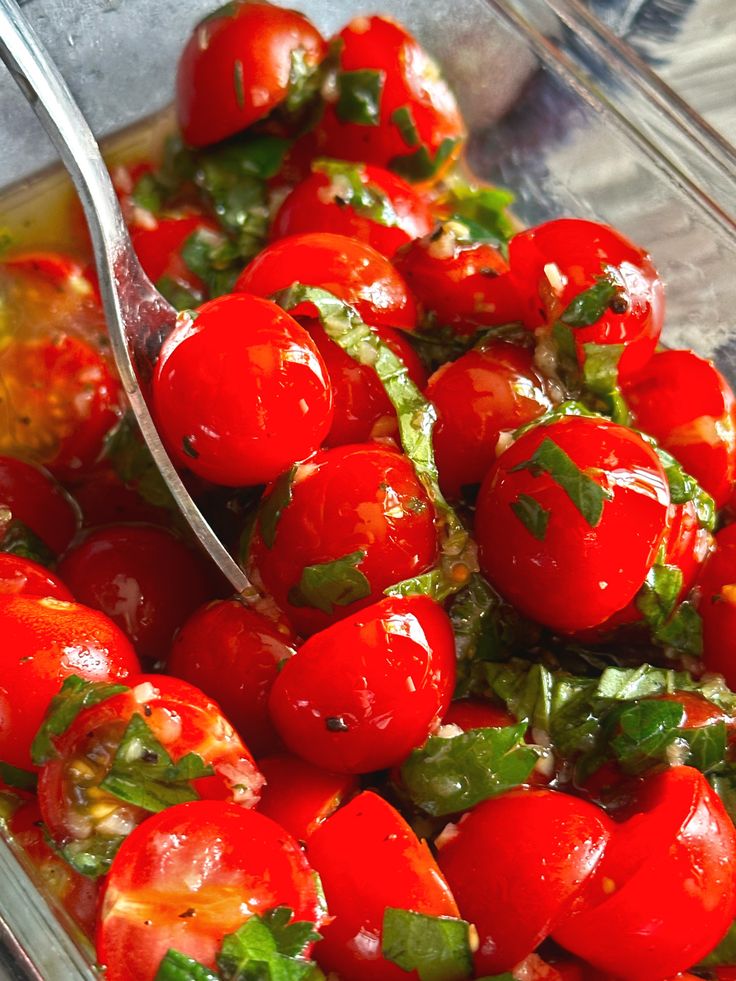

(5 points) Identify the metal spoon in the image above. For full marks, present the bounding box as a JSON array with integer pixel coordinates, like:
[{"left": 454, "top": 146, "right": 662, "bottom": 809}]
[{"left": 0, "top": 0, "right": 250, "bottom": 594}]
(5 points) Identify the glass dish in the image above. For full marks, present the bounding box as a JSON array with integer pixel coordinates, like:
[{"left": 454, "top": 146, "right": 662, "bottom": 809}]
[{"left": 0, "top": 0, "right": 735, "bottom": 976}]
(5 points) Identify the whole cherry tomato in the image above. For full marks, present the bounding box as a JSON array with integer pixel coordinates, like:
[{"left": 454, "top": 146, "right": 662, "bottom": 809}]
[
  {"left": 235, "top": 231, "right": 418, "bottom": 331},
  {"left": 552, "top": 767, "right": 736, "bottom": 978},
  {"left": 0, "top": 455, "right": 79, "bottom": 554},
  {"left": 58, "top": 524, "right": 216, "bottom": 663},
  {"left": 426, "top": 340, "right": 551, "bottom": 499},
  {"left": 152, "top": 294, "right": 334, "bottom": 487},
  {"left": 312, "top": 16, "right": 465, "bottom": 184},
  {"left": 697, "top": 522, "right": 736, "bottom": 687},
  {"left": 176, "top": 1, "right": 327, "bottom": 147},
  {"left": 271, "top": 162, "right": 434, "bottom": 258},
  {"left": 624, "top": 348, "right": 736, "bottom": 507},
  {"left": 475, "top": 415, "right": 670, "bottom": 633},
  {"left": 269, "top": 595, "right": 455, "bottom": 773},
  {"left": 248, "top": 443, "right": 437, "bottom": 636},
  {"left": 306, "top": 790, "right": 460, "bottom": 980},
  {"left": 97, "top": 799, "right": 324, "bottom": 981},
  {"left": 167, "top": 598, "right": 296, "bottom": 756},
  {"left": 130, "top": 213, "right": 220, "bottom": 306},
  {"left": 0, "top": 595, "right": 139, "bottom": 770},
  {"left": 71, "top": 466, "right": 171, "bottom": 529},
  {"left": 437, "top": 787, "right": 614, "bottom": 974},
  {"left": 0, "top": 554, "right": 72, "bottom": 601}
]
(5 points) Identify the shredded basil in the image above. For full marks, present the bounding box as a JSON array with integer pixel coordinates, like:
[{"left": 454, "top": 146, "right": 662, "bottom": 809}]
[
  {"left": 103, "top": 412, "right": 178, "bottom": 513},
  {"left": 510, "top": 493, "right": 550, "bottom": 541},
  {"left": 0, "top": 516, "right": 55, "bottom": 566},
  {"left": 391, "top": 105, "right": 420, "bottom": 148},
  {"left": 558, "top": 276, "right": 622, "bottom": 327},
  {"left": 0, "top": 762, "right": 37, "bottom": 792},
  {"left": 382, "top": 908, "right": 473, "bottom": 981},
  {"left": 312, "top": 159, "right": 400, "bottom": 227},
  {"left": 581, "top": 342, "right": 630, "bottom": 425},
  {"left": 437, "top": 174, "right": 515, "bottom": 244},
  {"left": 336, "top": 69, "right": 384, "bottom": 125},
  {"left": 259, "top": 465, "right": 296, "bottom": 549},
  {"left": 57, "top": 834, "right": 125, "bottom": 880},
  {"left": 390, "top": 137, "right": 460, "bottom": 183},
  {"left": 287, "top": 550, "right": 371, "bottom": 614}
]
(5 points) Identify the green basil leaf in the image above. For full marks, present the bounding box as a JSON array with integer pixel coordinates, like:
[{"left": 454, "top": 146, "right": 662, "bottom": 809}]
[
  {"left": 642, "top": 439, "right": 716, "bottom": 531},
  {"left": 217, "top": 906, "right": 323, "bottom": 981},
  {"left": 684, "top": 721, "right": 728, "bottom": 772},
  {"left": 103, "top": 412, "right": 178, "bottom": 513},
  {"left": 609, "top": 700, "right": 685, "bottom": 774},
  {"left": 698, "top": 918, "right": 736, "bottom": 967},
  {"left": 58, "top": 834, "right": 124, "bottom": 879},
  {"left": 390, "top": 137, "right": 461, "bottom": 183},
  {"left": 637, "top": 561, "right": 683, "bottom": 628},
  {"left": 336, "top": 69, "right": 384, "bottom": 125},
  {"left": 155, "top": 950, "right": 221, "bottom": 981},
  {"left": 382, "top": 909, "right": 473, "bottom": 981},
  {"left": 232, "top": 59, "right": 246, "bottom": 110},
  {"left": 509, "top": 436, "right": 611, "bottom": 528},
  {"left": 180, "top": 229, "right": 241, "bottom": 299},
  {"left": 312, "top": 159, "right": 400, "bottom": 228},
  {"left": 0, "top": 514, "right": 55, "bottom": 566},
  {"left": 259, "top": 465, "right": 296, "bottom": 549},
  {"left": 402, "top": 724, "right": 539, "bottom": 816},
  {"left": 284, "top": 48, "right": 322, "bottom": 116},
  {"left": 581, "top": 342, "right": 630, "bottom": 425},
  {"left": 438, "top": 174, "right": 515, "bottom": 244},
  {"left": 654, "top": 600, "right": 703, "bottom": 656},
  {"left": 131, "top": 171, "right": 164, "bottom": 214},
  {"left": 0, "top": 762, "right": 37, "bottom": 792},
  {"left": 31, "top": 675, "right": 130, "bottom": 766},
  {"left": 559, "top": 277, "right": 621, "bottom": 327},
  {"left": 709, "top": 765, "right": 736, "bottom": 827},
  {"left": 155, "top": 276, "right": 203, "bottom": 312},
  {"left": 391, "top": 105, "right": 420, "bottom": 147},
  {"left": 510, "top": 493, "right": 550, "bottom": 541},
  {"left": 288, "top": 550, "right": 370, "bottom": 614}
]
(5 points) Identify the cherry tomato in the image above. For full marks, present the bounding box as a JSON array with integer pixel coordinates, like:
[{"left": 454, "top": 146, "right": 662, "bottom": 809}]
[
  {"left": 97, "top": 799, "right": 324, "bottom": 981},
  {"left": 269, "top": 595, "right": 455, "bottom": 774},
  {"left": 697, "top": 523, "right": 736, "bottom": 687},
  {"left": 0, "top": 554, "right": 72, "bottom": 601},
  {"left": 152, "top": 294, "right": 334, "bottom": 487},
  {"left": 71, "top": 466, "right": 171, "bottom": 529},
  {"left": 0, "top": 455, "right": 79, "bottom": 554},
  {"left": 552, "top": 767, "right": 736, "bottom": 978},
  {"left": 442, "top": 698, "right": 516, "bottom": 731},
  {"left": 624, "top": 349, "right": 736, "bottom": 508},
  {"left": 130, "top": 213, "right": 220, "bottom": 305},
  {"left": 437, "top": 787, "right": 613, "bottom": 974},
  {"left": 306, "top": 790, "right": 460, "bottom": 980},
  {"left": 655, "top": 690, "right": 732, "bottom": 729},
  {"left": 176, "top": 1, "right": 327, "bottom": 147},
  {"left": 508, "top": 218, "right": 664, "bottom": 381},
  {"left": 426, "top": 340, "right": 551, "bottom": 499},
  {"left": 313, "top": 16, "right": 465, "bottom": 184},
  {"left": 0, "top": 595, "right": 139, "bottom": 770},
  {"left": 475, "top": 415, "right": 670, "bottom": 633},
  {"left": 235, "top": 231, "right": 418, "bottom": 331},
  {"left": 248, "top": 443, "right": 437, "bottom": 635},
  {"left": 256, "top": 752, "right": 358, "bottom": 843},
  {"left": 167, "top": 598, "right": 296, "bottom": 756},
  {"left": 394, "top": 227, "right": 523, "bottom": 330},
  {"left": 271, "top": 163, "right": 434, "bottom": 258},
  {"left": 58, "top": 524, "right": 216, "bottom": 663}
]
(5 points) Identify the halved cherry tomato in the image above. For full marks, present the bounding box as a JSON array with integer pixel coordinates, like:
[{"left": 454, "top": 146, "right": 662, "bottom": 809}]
[
  {"left": 152, "top": 294, "right": 334, "bottom": 487},
  {"left": 97, "top": 799, "right": 324, "bottom": 981},
  {"left": 130, "top": 213, "right": 220, "bottom": 305},
  {"left": 0, "top": 455, "right": 79, "bottom": 554},
  {"left": 0, "top": 595, "right": 139, "bottom": 770},
  {"left": 0, "top": 554, "right": 72, "bottom": 601},
  {"left": 697, "top": 522, "right": 736, "bottom": 687},
  {"left": 269, "top": 595, "right": 455, "bottom": 773},
  {"left": 306, "top": 790, "right": 460, "bottom": 980}
]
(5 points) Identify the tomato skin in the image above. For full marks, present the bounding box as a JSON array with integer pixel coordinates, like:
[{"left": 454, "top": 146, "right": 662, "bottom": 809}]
[
  {"left": 152, "top": 294, "right": 334, "bottom": 487},
  {"left": 167, "top": 599, "right": 296, "bottom": 757},
  {"left": 313, "top": 16, "right": 465, "bottom": 184},
  {"left": 235, "top": 231, "right": 418, "bottom": 331},
  {"left": 0, "top": 456, "right": 79, "bottom": 555},
  {"left": 437, "top": 788, "right": 613, "bottom": 974},
  {"left": 269, "top": 596, "right": 455, "bottom": 774},
  {"left": 508, "top": 218, "right": 664, "bottom": 380},
  {"left": 697, "top": 523, "right": 736, "bottom": 687},
  {"left": 624, "top": 349, "right": 736, "bottom": 508},
  {"left": 248, "top": 443, "right": 437, "bottom": 636},
  {"left": 442, "top": 699, "right": 516, "bottom": 731},
  {"left": 176, "top": 1, "right": 327, "bottom": 147},
  {"left": 97, "top": 799, "right": 324, "bottom": 981},
  {"left": 426, "top": 341, "right": 551, "bottom": 499},
  {"left": 553, "top": 767, "right": 736, "bottom": 979},
  {"left": 130, "top": 214, "right": 218, "bottom": 301},
  {"left": 271, "top": 164, "right": 434, "bottom": 258},
  {"left": 306, "top": 790, "right": 460, "bottom": 980},
  {"left": 71, "top": 466, "right": 171, "bottom": 529},
  {"left": 0, "top": 595, "right": 139, "bottom": 770},
  {"left": 58, "top": 524, "right": 215, "bottom": 663},
  {"left": 0, "top": 554, "right": 72, "bottom": 601},
  {"left": 475, "top": 415, "right": 670, "bottom": 633}
]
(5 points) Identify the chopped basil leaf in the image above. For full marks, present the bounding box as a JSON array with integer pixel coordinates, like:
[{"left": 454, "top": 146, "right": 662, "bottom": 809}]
[
  {"left": 284, "top": 48, "right": 320, "bottom": 115},
  {"left": 155, "top": 276, "right": 203, "bottom": 312},
  {"left": 510, "top": 436, "right": 611, "bottom": 528},
  {"left": 401, "top": 724, "right": 539, "bottom": 816},
  {"left": 31, "top": 675, "right": 130, "bottom": 766},
  {"left": 510, "top": 493, "right": 550, "bottom": 541},
  {"left": 131, "top": 172, "right": 164, "bottom": 214},
  {"left": 637, "top": 560, "right": 683, "bottom": 628},
  {"left": 654, "top": 600, "right": 703, "bottom": 655},
  {"left": 698, "top": 919, "right": 736, "bottom": 968},
  {"left": 437, "top": 175, "right": 515, "bottom": 244},
  {"left": 259, "top": 465, "right": 296, "bottom": 549},
  {"left": 58, "top": 834, "right": 124, "bottom": 879},
  {"left": 644, "top": 440, "right": 716, "bottom": 531},
  {"left": 391, "top": 105, "right": 420, "bottom": 147},
  {"left": 382, "top": 909, "right": 473, "bottom": 981},
  {"left": 155, "top": 950, "right": 221, "bottom": 981},
  {"left": 708, "top": 765, "right": 736, "bottom": 828},
  {"left": 336, "top": 68, "right": 384, "bottom": 125},
  {"left": 559, "top": 277, "right": 621, "bottom": 327},
  {"left": 217, "top": 907, "right": 323, "bottom": 980},
  {"left": 685, "top": 721, "right": 728, "bottom": 772},
  {"left": 0, "top": 762, "right": 37, "bottom": 792},
  {"left": 180, "top": 228, "right": 242, "bottom": 299},
  {"left": 609, "top": 700, "right": 685, "bottom": 774},
  {"left": 312, "top": 159, "right": 400, "bottom": 227},
  {"left": 103, "top": 412, "right": 178, "bottom": 513},
  {"left": 288, "top": 550, "right": 371, "bottom": 614},
  {"left": 0, "top": 515, "right": 55, "bottom": 566},
  {"left": 581, "top": 342, "right": 630, "bottom": 425},
  {"left": 233, "top": 59, "right": 245, "bottom": 110},
  {"left": 390, "top": 137, "right": 460, "bottom": 183},
  {"left": 100, "top": 714, "right": 213, "bottom": 813}
]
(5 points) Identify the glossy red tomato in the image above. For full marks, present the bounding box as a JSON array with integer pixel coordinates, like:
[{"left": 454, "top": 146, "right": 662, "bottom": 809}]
[
  {"left": 0, "top": 456, "right": 79, "bottom": 554},
  {"left": 475, "top": 415, "right": 670, "bottom": 633},
  {"left": 176, "top": 1, "right": 327, "bottom": 147},
  {"left": 697, "top": 523, "right": 736, "bottom": 687},
  {"left": 553, "top": 767, "right": 736, "bottom": 978},
  {"left": 442, "top": 698, "right": 516, "bottom": 731},
  {"left": 97, "top": 799, "right": 324, "bottom": 981},
  {"left": 167, "top": 598, "right": 296, "bottom": 756},
  {"left": 271, "top": 163, "right": 434, "bottom": 258},
  {"left": 58, "top": 524, "right": 215, "bottom": 663},
  {"left": 152, "top": 294, "right": 334, "bottom": 487},
  {"left": 306, "top": 790, "right": 460, "bottom": 980},
  {"left": 248, "top": 443, "right": 437, "bottom": 635},
  {"left": 269, "top": 595, "right": 455, "bottom": 773},
  {"left": 256, "top": 752, "right": 358, "bottom": 843},
  {"left": 71, "top": 466, "right": 171, "bottom": 529},
  {"left": 235, "top": 231, "right": 418, "bottom": 331},
  {"left": 624, "top": 349, "right": 736, "bottom": 507},
  {"left": 508, "top": 218, "right": 664, "bottom": 381},
  {"left": 0, "top": 554, "right": 72, "bottom": 601},
  {"left": 313, "top": 16, "right": 465, "bottom": 184},
  {"left": 394, "top": 229, "right": 523, "bottom": 329},
  {"left": 426, "top": 340, "right": 551, "bottom": 499},
  {"left": 0, "top": 595, "right": 139, "bottom": 770},
  {"left": 131, "top": 213, "right": 220, "bottom": 305},
  {"left": 437, "top": 787, "right": 614, "bottom": 974}
]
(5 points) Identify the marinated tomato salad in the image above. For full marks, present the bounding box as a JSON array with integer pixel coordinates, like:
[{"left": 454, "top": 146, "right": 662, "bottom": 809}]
[{"left": 2, "top": 3, "right": 736, "bottom": 980}]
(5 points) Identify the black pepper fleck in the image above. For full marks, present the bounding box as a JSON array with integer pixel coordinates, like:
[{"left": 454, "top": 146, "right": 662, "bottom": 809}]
[{"left": 325, "top": 716, "right": 350, "bottom": 732}]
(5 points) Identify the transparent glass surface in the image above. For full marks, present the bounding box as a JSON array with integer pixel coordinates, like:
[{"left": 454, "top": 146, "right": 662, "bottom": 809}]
[{"left": 0, "top": 0, "right": 735, "bottom": 975}]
